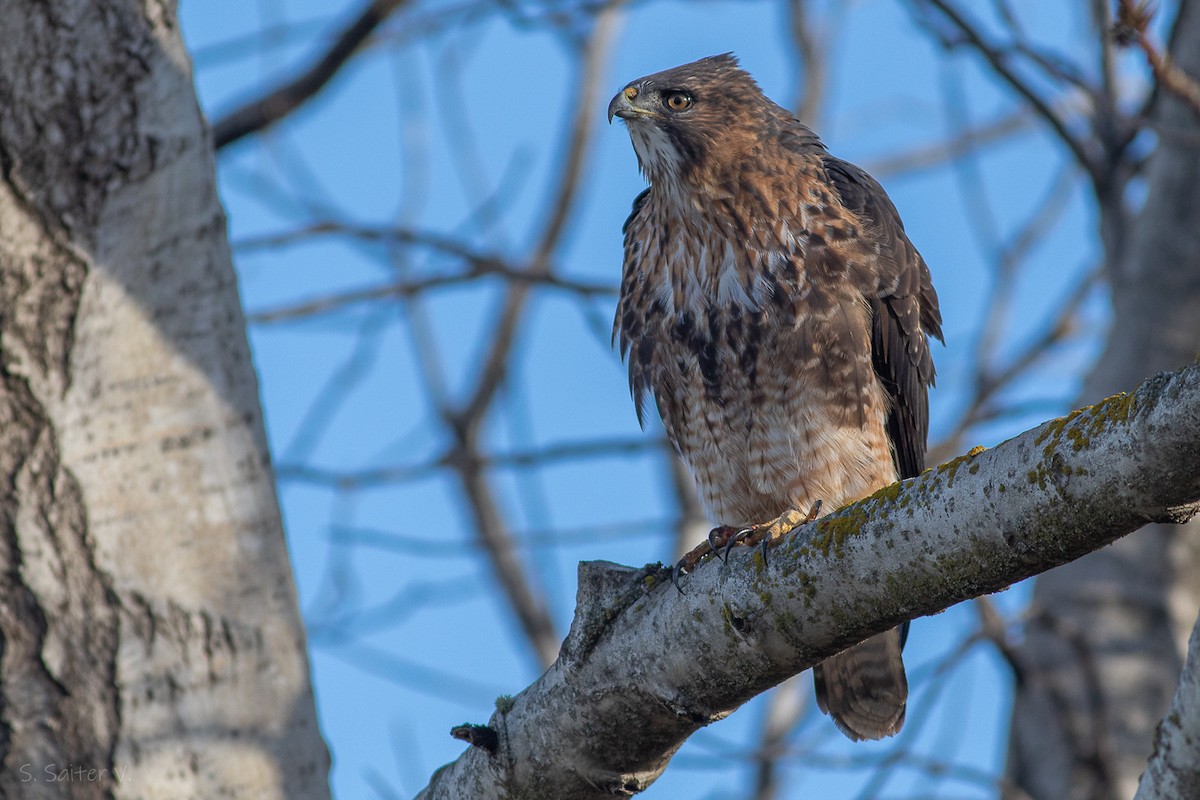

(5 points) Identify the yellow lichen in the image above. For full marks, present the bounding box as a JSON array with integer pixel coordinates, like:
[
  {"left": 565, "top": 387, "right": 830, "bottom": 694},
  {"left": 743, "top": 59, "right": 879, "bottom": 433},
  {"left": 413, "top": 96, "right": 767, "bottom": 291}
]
[
  {"left": 812, "top": 506, "right": 868, "bottom": 557},
  {"left": 1027, "top": 468, "right": 1047, "bottom": 490},
  {"left": 933, "top": 445, "right": 988, "bottom": 487},
  {"left": 1035, "top": 393, "right": 1138, "bottom": 459}
]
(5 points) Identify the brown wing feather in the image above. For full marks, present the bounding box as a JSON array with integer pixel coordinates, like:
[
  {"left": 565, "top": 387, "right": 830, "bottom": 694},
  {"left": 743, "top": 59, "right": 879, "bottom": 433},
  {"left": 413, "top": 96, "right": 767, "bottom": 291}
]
[
  {"left": 615, "top": 188, "right": 654, "bottom": 428},
  {"left": 822, "top": 156, "right": 942, "bottom": 480}
]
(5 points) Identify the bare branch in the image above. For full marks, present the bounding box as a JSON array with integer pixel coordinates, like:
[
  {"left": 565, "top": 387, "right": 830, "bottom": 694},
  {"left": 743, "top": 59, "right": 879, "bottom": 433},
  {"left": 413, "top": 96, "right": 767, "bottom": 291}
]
[
  {"left": 212, "top": 0, "right": 412, "bottom": 150},
  {"left": 425, "top": 6, "right": 624, "bottom": 669},
  {"left": 275, "top": 436, "right": 664, "bottom": 488},
  {"left": 417, "top": 363, "right": 1200, "bottom": 799},
  {"left": 332, "top": 517, "right": 675, "bottom": 558},
  {"left": 786, "top": 0, "right": 827, "bottom": 127},
  {"left": 749, "top": 679, "right": 807, "bottom": 800},
  {"left": 928, "top": 266, "right": 1100, "bottom": 464},
  {"left": 1115, "top": 0, "right": 1200, "bottom": 122},
  {"left": 243, "top": 260, "right": 614, "bottom": 327},
  {"left": 867, "top": 109, "right": 1035, "bottom": 178},
  {"left": 975, "top": 596, "right": 1025, "bottom": 681},
  {"left": 668, "top": 456, "right": 712, "bottom": 561},
  {"left": 907, "top": 0, "right": 1095, "bottom": 174},
  {"left": 455, "top": 2, "right": 620, "bottom": 429}
]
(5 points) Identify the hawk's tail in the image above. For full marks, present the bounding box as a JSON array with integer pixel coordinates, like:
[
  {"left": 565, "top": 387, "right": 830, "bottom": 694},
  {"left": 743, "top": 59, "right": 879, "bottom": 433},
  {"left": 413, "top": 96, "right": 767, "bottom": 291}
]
[{"left": 813, "top": 628, "right": 907, "bottom": 741}]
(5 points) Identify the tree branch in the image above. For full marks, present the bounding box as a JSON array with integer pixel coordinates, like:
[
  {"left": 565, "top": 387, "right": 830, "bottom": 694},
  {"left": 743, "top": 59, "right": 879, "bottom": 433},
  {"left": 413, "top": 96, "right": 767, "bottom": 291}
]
[
  {"left": 907, "top": 0, "right": 1096, "bottom": 175},
  {"left": 212, "top": 0, "right": 411, "bottom": 150},
  {"left": 1116, "top": 0, "right": 1200, "bottom": 123},
  {"left": 416, "top": 363, "right": 1200, "bottom": 799}
]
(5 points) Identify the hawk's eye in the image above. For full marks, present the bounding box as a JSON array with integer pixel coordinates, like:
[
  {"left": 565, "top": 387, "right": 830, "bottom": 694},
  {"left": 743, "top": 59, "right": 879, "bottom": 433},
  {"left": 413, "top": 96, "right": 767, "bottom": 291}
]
[{"left": 663, "top": 92, "right": 692, "bottom": 112}]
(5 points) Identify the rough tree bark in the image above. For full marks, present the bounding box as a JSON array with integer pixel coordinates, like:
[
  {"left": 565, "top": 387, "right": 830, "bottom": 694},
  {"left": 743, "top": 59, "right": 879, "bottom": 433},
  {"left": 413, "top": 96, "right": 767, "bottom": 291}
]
[
  {"left": 0, "top": 2, "right": 330, "bottom": 798},
  {"left": 1006, "top": 4, "right": 1200, "bottom": 799},
  {"left": 1135, "top": 611, "right": 1200, "bottom": 800},
  {"left": 417, "top": 364, "right": 1200, "bottom": 800}
]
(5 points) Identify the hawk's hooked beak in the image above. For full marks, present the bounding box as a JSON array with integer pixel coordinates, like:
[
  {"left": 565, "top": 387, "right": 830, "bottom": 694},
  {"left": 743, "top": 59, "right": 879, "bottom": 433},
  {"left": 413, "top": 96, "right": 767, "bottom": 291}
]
[{"left": 608, "top": 85, "right": 650, "bottom": 123}]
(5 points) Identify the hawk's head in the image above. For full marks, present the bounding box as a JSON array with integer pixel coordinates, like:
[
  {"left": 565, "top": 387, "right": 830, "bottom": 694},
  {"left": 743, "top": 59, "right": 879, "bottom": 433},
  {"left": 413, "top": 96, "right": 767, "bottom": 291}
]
[{"left": 608, "top": 54, "right": 796, "bottom": 189}]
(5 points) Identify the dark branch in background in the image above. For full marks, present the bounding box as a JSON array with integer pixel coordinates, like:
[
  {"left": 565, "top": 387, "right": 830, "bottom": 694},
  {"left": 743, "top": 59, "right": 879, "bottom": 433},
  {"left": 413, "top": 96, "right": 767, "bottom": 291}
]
[
  {"left": 786, "top": 0, "right": 826, "bottom": 127},
  {"left": 1024, "top": 606, "right": 1121, "bottom": 794},
  {"left": 417, "top": 363, "right": 1200, "bottom": 799},
  {"left": 438, "top": 3, "right": 624, "bottom": 669},
  {"left": 907, "top": 0, "right": 1096, "bottom": 177},
  {"left": 275, "top": 435, "right": 664, "bottom": 488},
  {"left": 1090, "top": 0, "right": 1123, "bottom": 159},
  {"left": 236, "top": 222, "right": 615, "bottom": 325},
  {"left": 332, "top": 517, "right": 676, "bottom": 559},
  {"left": 212, "top": 0, "right": 412, "bottom": 150},
  {"left": 907, "top": 0, "right": 1151, "bottom": 286}
]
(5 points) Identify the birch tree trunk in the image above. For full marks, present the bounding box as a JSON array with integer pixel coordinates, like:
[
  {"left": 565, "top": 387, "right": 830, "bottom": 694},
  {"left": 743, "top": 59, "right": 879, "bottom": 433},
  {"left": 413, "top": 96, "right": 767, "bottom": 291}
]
[
  {"left": 1006, "top": 3, "right": 1200, "bottom": 798},
  {"left": 0, "top": 2, "right": 330, "bottom": 798}
]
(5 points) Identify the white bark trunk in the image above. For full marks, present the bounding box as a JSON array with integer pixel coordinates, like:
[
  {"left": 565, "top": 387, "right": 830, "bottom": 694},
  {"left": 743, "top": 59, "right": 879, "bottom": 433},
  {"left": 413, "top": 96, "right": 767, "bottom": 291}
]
[
  {"left": 417, "top": 364, "right": 1200, "bottom": 799},
  {"left": 0, "top": 2, "right": 329, "bottom": 798},
  {"left": 1135, "top": 610, "right": 1200, "bottom": 800}
]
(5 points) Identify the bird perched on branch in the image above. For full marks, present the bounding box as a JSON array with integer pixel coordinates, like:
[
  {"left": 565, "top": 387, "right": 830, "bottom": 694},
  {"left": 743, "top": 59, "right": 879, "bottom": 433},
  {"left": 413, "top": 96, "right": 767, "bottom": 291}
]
[{"left": 609, "top": 53, "right": 942, "bottom": 741}]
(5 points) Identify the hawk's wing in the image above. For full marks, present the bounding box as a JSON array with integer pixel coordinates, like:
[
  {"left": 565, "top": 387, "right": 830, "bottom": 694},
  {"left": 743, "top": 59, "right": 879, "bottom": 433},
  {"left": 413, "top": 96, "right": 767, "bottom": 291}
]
[
  {"left": 615, "top": 188, "right": 654, "bottom": 428},
  {"left": 822, "top": 157, "right": 943, "bottom": 480}
]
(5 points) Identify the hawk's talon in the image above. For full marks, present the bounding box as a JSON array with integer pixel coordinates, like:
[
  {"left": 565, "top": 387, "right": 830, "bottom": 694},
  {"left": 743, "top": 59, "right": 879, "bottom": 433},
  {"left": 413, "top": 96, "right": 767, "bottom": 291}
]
[
  {"left": 723, "top": 527, "right": 752, "bottom": 561},
  {"left": 720, "top": 503, "right": 825, "bottom": 562},
  {"left": 663, "top": 503, "right": 824, "bottom": 591},
  {"left": 670, "top": 564, "right": 687, "bottom": 594},
  {"left": 707, "top": 528, "right": 727, "bottom": 561}
]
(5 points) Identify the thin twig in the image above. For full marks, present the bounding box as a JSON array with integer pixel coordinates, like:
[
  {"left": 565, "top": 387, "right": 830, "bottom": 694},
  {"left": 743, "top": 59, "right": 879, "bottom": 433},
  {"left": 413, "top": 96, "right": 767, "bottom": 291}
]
[
  {"left": 247, "top": 269, "right": 614, "bottom": 324},
  {"left": 868, "top": 109, "right": 1034, "bottom": 178},
  {"left": 928, "top": 265, "right": 1101, "bottom": 464},
  {"left": 908, "top": 0, "right": 1095, "bottom": 174},
  {"left": 277, "top": 435, "right": 663, "bottom": 488},
  {"left": 1115, "top": 0, "right": 1200, "bottom": 122},
  {"left": 332, "top": 516, "right": 676, "bottom": 558}
]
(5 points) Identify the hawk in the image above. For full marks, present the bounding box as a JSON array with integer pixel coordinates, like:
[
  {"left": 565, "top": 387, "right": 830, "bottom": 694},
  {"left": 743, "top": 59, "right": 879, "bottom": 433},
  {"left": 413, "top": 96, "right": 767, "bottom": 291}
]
[{"left": 609, "top": 54, "right": 942, "bottom": 741}]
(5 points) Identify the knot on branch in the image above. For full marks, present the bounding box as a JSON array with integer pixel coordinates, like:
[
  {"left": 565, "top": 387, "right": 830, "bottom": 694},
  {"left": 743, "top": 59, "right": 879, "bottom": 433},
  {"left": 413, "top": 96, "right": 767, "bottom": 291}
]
[
  {"left": 559, "top": 561, "right": 654, "bottom": 666},
  {"left": 450, "top": 723, "right": 498, "bottom": 754}
]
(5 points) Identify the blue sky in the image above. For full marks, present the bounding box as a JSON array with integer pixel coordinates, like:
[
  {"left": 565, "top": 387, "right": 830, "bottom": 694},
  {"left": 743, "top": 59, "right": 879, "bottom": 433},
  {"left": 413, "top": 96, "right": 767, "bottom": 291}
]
[{"left": 180, "top": 1, "right": 1113, "bottom": 797}]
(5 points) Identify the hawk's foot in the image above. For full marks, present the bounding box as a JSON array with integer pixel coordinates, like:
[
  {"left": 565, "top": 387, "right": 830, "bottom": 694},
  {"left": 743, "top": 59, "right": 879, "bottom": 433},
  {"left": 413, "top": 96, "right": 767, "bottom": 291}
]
[
  {"left": 724, "top": 500, "right": 824, "bottom": 560},
  {"left": 669, "top": 525, "right": 741, "bottom": 591},
  {"left": 668, "top": 502, "right": 822, "bottom": 588}
]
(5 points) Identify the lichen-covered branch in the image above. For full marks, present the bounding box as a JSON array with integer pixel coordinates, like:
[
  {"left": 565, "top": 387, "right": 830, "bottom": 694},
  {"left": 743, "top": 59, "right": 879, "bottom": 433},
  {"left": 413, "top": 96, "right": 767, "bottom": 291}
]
[{"left": 415, "top": 363, "right": 1200, "bottom": 799}]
